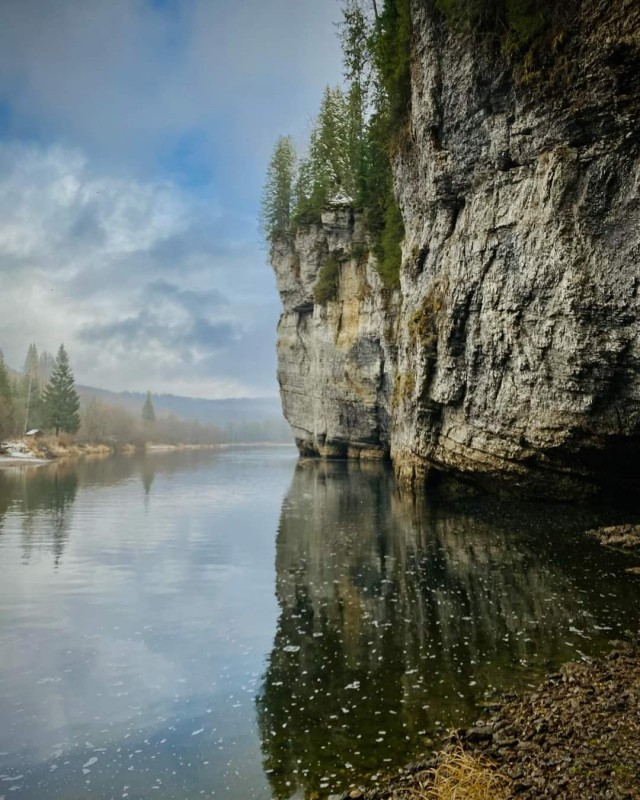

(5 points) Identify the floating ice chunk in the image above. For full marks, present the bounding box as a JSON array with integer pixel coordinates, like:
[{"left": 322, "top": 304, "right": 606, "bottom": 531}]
[
  {"left": 569, "top": 626, "right": 589, "bottom": 639},
  {"left": 191, "top": 729, "right": 204, "bottom": 736},
  {"left": 282, "top": 645, "right": 300, "bottom": 653}
]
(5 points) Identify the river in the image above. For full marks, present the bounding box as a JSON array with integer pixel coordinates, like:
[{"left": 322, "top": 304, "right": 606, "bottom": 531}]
[{"left": 0, "top": 448, "right": 638, "bottom": 799}]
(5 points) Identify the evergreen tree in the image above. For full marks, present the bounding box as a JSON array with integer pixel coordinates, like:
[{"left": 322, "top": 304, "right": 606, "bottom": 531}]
[
  {"left": 43, "top": 345, "right": 80, "bottom": 436},
  {"left": 292, "top": 86, "right": 354, "bottom": 222},
  {"left": 0, "top": 351, "right": 15, "bottom": 439},
  {"left": 21, "top": 343, "right": 43, "bottom": 431},
  {"left": 263, "top": 0, "right": 408, "bottom": 288},
  {"left": 38, "top": 351, "right": 56, "bottom": 384},
  {"left": 339, "top": 0, "right": 373, "bottom": 205},
  {"left": 141, "top": 391, "right": 156, "bottom": 425},
  {"left": 260, "top": 135, "right": 297, "bottom": 238},
  {"left": 291, "top": 156, "right": 318, "bottom": 225},
  {"left": 309, "top": 86, "right": 353, "bottom": 200}
]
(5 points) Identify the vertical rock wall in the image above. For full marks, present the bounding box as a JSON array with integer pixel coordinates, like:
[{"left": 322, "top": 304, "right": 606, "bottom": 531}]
[
  {"left": 272, "top": 0, "right": 640, "bottom": 498},
  {"left": 272, "top": 204, "right": 400, "bottom": 460}
]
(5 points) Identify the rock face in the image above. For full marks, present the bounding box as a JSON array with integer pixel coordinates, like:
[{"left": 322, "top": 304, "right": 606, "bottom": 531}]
[
  {"left": 272, "top": 204, "right": 399, "bottom": 460},
  {"left": 271, "top": 0, "right": 640, "bottom": 498}
]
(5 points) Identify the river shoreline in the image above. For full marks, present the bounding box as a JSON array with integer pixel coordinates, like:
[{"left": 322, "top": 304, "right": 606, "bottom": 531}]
[
  {"left": 337, "top": 640, "right": 640, "bottom": 800},
  {"left": 0, "top": 438, "right": 222, "bottom": 468},
  {"left": 337, "top": 521, "right": 640, "bottom": 799},
  {"left": 0, "top": 440, "right": 293, "bottom": 468}
]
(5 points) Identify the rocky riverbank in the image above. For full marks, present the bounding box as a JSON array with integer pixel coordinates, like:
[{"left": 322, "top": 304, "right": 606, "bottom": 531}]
[{"left": 338, "top": 641, "right": 640, "bottom": 800}]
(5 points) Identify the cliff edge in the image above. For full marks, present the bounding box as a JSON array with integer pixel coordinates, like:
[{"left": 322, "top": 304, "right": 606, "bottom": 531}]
[{"left": 271, "top": 0, "right": 640, "bottom": 498}]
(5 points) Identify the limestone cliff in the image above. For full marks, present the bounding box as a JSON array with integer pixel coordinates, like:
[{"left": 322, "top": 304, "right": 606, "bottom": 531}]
[
  {"left": 272, "top": 203, "right": 400, "bottom": 460},
  {"left": 271, "top": 0, "right": 640, "bottom": 498}
]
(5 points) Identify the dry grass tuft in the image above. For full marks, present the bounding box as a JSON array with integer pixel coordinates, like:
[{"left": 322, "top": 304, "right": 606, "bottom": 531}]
[{"left": 396, "top": 745, "right": 511, "bottom": 800}]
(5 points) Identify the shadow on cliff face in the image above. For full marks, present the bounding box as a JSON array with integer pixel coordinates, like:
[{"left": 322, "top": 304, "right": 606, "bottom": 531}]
[{"left": 256, "top": 459, "right": 640, "bottom": 799}]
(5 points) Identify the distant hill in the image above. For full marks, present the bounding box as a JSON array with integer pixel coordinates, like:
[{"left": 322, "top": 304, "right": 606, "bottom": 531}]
[
  {"left": 77, "top": 386, "right": 280, "bottom": 424},
  {"left": 76, "top": 386, "right": 293, "bottom": 444}
]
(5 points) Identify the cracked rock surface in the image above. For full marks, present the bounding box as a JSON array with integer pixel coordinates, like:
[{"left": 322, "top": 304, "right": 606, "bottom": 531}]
[{"left": 271, "top": 0, "right": 640, "bottom": 498}]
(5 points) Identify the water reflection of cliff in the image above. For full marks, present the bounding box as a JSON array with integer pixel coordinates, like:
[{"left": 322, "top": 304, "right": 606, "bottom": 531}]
[{"left": 257, "top": 460, "right": 640, "bottom": 799}]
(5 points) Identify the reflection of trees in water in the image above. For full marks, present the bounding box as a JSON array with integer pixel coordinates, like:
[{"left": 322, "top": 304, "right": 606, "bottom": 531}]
[
  {"left": 0, "top": 450, "right": 222, "bottom": 562},
  {"left": 141, "top": 459, "right": 156, "bottom": 496},
  {"left": 54, "top": 449, "right": 220, "bottom": 492},
  {"left": 3, "top": 464, "right": 79, "bottom": 566},
  {"left": 0, "top": 472, "right": 14, "bottom": 537},
  {"left": 257, "top": 461, "right": 640, "bottom": 799}
]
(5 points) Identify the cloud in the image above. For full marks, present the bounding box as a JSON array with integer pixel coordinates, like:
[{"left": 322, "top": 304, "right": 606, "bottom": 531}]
[
  {"left": 0, "top": 144, "right": 189, "bottom": 269},
  {"left": 79, "top": 310, "right": 236, "bottom": 352},
  {"left": 0, "top": 0, "right": 344, "bottom": 398},
  {"left": 0, "top": 142, "right": 278, "bottom": 397}
]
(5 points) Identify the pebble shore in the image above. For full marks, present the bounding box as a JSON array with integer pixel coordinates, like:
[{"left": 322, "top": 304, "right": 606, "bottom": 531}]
[{"left": 337, "top": 641, "right": 640, "bottom": 800}]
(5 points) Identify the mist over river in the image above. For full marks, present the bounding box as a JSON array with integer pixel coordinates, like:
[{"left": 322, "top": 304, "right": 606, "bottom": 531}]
[{"left": 0, "top": 448, "right": 638, "bottom": 799}]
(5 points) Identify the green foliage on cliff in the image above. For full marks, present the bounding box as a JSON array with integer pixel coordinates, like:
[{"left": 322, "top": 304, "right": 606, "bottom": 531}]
[
  {"left": 371, "top": 0, "right": 412, "bottom": 132},
  {"left": 261, "top": 135, "right": 297, "bottom": 238},
  {"left": 376, "top": 192, "right": 404, "bottom": 288},
  {"left": 435, "top": 0, "right": 550, "bottom": 49},
  {"left": 262, "top": 0, "right": 410, "bottom": 290},
  {"left": 314, "top": 257, "right": 340, "bottom": 304}
]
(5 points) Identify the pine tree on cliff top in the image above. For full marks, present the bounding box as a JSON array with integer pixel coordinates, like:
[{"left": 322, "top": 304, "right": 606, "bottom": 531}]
[
  {"left": 261, "top": 135, "right": 297, "bottom": 238},
  {"left": 43, "top": 344, "right": 80, "bottom": 436}
]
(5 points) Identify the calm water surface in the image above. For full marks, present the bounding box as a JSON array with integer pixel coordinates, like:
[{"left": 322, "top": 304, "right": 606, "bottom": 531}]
[{"left": 0, "top": 448, "right": 639, "bottom": 799}]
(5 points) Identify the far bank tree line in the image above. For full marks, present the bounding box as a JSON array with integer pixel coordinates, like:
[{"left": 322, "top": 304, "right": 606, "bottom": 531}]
[
  {"left": 0, "top": 345, "right": 292, "bottom": 447},
  {"left": 0, "top": 344, "right": 81, "bottom": 438},
  {"left": 0, "top": 345, "right": 224, "bottom": 446}
]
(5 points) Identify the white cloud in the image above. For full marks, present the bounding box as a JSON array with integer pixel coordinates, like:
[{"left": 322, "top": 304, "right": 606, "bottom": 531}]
[
  {"left": 0, "top": 142, "right": 278, "bottom": 397},
  {"left": 0, "top": 144, "right": 189, "bottom": 266},
  {"left": 0, "top": 0, "right": 345, "bottom": 398}
]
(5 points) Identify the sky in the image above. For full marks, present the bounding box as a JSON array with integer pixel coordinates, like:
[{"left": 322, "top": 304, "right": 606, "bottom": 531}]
[{"left": 0, "top": 0, "right": 344, "bottom": 398}]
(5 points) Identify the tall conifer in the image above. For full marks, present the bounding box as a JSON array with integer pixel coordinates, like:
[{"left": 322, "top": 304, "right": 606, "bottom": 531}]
[
  {"left": 261, "top": 136, "right": 297, "bottom": 238},
  {"left": 43, "top": 345, "right": 80, "bottom": 436},
  {"left": 0, "top": 351, "right": 15, "bottom": 439},
  {"left": 22, "top": 343, "right": 43, "bottom": 431}
]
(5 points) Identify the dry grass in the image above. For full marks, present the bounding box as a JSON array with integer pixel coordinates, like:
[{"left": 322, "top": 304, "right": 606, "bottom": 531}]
[
  {"left": 24, "top": 434, "right": 112, "bottom": 458},
  {"left": 396, "top": 746, "right": 511, "bottom": 800}
]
